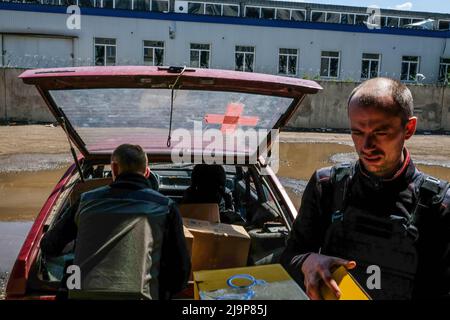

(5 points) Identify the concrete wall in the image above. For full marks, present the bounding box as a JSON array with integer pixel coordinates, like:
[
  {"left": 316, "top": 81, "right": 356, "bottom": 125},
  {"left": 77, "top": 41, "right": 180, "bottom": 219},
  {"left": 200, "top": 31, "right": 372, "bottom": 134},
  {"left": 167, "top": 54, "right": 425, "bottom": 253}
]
[
  {"left": 0, "top": 68, "right": 53, "bottom": 123},
  {"left": 291, "top": 81, "right": 352, "bottom": 129},
  {"left": 0, "top": 68, "right": 5, "bottom": 123},
  {"left": 442, "top": 86, "right": 450, "bottom": 131},
  {"left": 289, "top": 81, "right": 450, "bottom": 132}
]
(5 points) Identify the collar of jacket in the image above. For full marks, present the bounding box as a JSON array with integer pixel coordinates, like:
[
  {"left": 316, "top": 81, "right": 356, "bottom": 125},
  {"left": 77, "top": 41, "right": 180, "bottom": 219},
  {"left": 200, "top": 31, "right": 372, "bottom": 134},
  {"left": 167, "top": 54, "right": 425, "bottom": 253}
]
[
  {"left": 110, "top": 172, "right": 152, "bottom": 191},
  {"left": 356, "top": 148, "right": 417, "bottom": 191}
]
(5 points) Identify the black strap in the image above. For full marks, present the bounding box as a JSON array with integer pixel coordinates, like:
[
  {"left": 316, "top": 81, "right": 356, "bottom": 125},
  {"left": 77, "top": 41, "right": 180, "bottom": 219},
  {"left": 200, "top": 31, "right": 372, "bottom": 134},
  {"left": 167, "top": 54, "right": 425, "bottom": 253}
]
[
  {"left": 408, "top": 175, "right": 450, "bottom": 240},
  {"left": 329, "top": 163, "right": 354, "bottom": 223}
]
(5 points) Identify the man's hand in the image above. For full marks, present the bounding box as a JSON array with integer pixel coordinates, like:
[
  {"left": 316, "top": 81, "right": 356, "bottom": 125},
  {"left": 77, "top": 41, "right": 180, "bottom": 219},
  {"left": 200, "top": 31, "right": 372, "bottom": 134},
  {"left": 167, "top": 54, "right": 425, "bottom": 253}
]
[{"left": 301, "top": 253, "right": 356, "bottom": 300}]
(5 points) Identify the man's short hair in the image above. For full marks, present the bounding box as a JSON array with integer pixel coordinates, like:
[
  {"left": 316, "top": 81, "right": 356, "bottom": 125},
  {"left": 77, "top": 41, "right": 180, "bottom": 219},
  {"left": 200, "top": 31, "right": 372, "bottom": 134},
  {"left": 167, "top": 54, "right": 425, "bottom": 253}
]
[
  {"left": 111, "top": 144, "right": 147, "bottom": 174},
  {"left": 347, "top": 77, "right": 414, "bottom": 126}
]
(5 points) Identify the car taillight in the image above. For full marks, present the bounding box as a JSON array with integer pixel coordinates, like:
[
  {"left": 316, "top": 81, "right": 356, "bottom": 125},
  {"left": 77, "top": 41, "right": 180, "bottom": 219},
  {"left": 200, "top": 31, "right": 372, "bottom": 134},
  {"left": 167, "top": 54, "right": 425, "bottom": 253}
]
[{"left": 5, "top": 259, "right": 27, "bottom": 298}]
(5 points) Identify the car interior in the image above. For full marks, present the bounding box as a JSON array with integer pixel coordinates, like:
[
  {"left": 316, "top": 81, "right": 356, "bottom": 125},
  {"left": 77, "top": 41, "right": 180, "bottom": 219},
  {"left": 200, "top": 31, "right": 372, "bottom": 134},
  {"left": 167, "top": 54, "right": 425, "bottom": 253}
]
[{"left": 26, "top": 160, "right": 292, "bottom": 298}]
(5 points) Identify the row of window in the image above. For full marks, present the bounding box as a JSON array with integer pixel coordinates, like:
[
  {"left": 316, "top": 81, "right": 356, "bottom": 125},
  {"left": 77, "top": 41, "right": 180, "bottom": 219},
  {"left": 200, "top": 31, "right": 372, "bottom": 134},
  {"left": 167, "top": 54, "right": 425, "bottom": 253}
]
[
  {"left": 94, "top": 38, "right": 450, "bottom": 81},
  {"left": 2, "top": 0, "right": 170, "bottom": 11},
  {"left": 3, "top": 0, "right": 450, "bottom": 30}
]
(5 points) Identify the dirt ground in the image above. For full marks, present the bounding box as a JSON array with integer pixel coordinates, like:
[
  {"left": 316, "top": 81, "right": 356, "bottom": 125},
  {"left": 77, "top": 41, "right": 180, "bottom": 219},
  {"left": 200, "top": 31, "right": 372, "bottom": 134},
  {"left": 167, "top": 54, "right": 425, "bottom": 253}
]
[{"left": 1, "top": 124, "right": 450, "bottom": 159}]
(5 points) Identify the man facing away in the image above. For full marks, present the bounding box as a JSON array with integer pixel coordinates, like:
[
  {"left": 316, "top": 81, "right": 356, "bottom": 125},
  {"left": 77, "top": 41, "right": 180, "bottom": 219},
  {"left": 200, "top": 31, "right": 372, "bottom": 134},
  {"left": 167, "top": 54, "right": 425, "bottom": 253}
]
[
  {"left": 41, "top": 144, "right": 191, "bottom": 299},
  {"left": 281, "top": 78, "right": 450, "bottom": 300}
]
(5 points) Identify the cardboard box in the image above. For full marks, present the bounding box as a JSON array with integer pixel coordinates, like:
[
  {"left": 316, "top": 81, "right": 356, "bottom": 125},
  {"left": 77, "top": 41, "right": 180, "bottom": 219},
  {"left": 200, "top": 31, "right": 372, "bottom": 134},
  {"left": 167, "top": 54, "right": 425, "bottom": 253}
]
[
  {"left": 183, "top": 218, "right": 250, "bottom": 275},
  {"left": 193, "top": 264, "right": 309, "bottom": 300},
  {"left": 178, "top": 203, "right": 220, "bottom": 223},
  {"left": 320, "top": 266, "right": 371, "bottom": 300},
  {"left": 183, "top": 226, "right": 194, "bottom": 258}
]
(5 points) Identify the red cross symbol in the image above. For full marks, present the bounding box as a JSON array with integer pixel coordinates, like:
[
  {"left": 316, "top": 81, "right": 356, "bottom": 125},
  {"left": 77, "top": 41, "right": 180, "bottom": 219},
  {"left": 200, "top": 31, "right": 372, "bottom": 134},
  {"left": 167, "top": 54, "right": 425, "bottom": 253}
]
[{"left": 204, "top": 103, "right": 259, "bottom": 133}]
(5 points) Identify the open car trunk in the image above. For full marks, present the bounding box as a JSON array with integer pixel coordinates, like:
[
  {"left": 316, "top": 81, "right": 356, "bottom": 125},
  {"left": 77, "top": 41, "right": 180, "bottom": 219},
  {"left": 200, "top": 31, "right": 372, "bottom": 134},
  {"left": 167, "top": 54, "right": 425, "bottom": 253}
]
[{"left": 6, "top": 66, "right": 322, "bottom": 299}]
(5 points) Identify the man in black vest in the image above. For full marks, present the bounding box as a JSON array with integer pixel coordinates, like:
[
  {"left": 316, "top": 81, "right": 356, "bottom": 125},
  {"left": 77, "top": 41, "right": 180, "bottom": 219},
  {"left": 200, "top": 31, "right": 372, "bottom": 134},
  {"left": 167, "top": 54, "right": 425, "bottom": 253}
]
[
  {"left": 41, "top": 144, "right": 191, "bottom": 299},
  {"left": 280, "top": 78, "right": 450, "bottom": 300}
]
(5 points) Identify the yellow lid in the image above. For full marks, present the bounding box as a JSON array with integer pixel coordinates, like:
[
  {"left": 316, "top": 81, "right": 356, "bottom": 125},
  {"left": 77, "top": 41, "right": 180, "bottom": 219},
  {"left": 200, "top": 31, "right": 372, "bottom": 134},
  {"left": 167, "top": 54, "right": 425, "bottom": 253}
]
[{"left": 320, "top": 266, "right": 371, "bottom": 300}]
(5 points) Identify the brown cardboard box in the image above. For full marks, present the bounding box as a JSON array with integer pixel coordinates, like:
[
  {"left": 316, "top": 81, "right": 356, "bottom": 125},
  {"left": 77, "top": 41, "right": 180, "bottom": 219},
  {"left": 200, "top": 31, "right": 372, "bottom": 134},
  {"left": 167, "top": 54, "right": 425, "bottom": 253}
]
[
  {"left": 178, "top": 203, "right": 220, "bottom": 223},
  {"left": 183, "top": 226, "right": 194, "bottom": 258},
  {"left": 183, "top": 218, "right": 251, "bottom": 273}
]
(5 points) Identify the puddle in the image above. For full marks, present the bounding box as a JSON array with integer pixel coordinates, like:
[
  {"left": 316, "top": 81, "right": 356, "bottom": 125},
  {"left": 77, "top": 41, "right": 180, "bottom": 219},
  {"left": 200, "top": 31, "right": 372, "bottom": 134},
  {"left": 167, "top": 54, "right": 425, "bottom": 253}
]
[
  {"left": 278, "top": 143, "right": 450, "bottom": 209},
  {"left": 0, "top": 221, "right": 33, "bottom": 273},
  {"left": 0, "top": 221, "right": 33, "bottom": 299},
  {"left": 0, "top": 168, "right": 68, "bottom": 221},
  {"left": 0, "top": 153, "right": 71, "bottom": 173}
]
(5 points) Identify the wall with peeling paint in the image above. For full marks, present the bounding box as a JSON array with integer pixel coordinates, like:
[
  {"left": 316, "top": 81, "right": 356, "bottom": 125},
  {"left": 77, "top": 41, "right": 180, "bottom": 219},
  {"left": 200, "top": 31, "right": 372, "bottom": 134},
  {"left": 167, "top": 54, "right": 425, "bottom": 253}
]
[{"left": 0, "top": 68, "right": 53, "bottom": 124}]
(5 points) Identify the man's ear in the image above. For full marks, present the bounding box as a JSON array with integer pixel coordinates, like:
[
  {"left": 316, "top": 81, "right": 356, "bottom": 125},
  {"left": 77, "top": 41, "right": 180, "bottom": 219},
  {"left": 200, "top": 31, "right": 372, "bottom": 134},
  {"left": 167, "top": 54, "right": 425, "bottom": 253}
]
[
  {"left": 111, "top": 161, "right": 120, "bottom": 180},
  {"left": 405, "top": 117, "right": 417, "bottom": 140},
  {"left": 144, "top": 166, "right": 150, "bottom": 178}
]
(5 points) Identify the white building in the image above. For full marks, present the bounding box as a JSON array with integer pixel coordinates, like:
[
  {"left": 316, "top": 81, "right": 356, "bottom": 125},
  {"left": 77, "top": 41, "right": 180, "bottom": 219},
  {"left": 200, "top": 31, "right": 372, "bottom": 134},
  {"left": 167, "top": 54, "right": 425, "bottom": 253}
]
[{"left": 1, "top": 0, "right": 450, "bottom": 83}]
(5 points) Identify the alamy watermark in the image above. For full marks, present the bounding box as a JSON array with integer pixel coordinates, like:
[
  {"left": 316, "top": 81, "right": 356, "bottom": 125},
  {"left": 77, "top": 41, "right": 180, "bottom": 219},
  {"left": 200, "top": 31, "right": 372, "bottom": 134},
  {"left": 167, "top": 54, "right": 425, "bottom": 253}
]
[
  {"left": 169, "top": 121, "right": 280, "bottom": 175},
  {"left": 365, "top": 6, "right": 382, "bottom": 30},
  {"left": 66, "top": 5, "right": 81, "bottom": 30}
]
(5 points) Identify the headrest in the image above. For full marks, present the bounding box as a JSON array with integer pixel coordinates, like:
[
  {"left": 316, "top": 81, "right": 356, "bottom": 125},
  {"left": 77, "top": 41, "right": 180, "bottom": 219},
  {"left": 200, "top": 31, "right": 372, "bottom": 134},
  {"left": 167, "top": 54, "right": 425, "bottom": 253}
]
[{"left": 191, "top": 164, "right": 226, "bottom": 190}]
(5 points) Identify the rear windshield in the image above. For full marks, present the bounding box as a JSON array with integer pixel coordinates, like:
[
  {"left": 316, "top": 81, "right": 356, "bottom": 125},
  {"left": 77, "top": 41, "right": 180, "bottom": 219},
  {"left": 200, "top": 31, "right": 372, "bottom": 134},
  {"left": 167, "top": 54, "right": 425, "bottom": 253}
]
[{"left": 50, "top": 88, "right": 293, "bottom": 156}]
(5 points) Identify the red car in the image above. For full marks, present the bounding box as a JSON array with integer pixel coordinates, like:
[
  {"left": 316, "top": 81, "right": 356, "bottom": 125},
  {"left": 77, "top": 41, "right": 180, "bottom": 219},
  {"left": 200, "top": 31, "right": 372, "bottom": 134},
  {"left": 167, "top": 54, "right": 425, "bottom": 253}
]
[{"left": 5, "top": 66, "right": 321, "bottom": 299}]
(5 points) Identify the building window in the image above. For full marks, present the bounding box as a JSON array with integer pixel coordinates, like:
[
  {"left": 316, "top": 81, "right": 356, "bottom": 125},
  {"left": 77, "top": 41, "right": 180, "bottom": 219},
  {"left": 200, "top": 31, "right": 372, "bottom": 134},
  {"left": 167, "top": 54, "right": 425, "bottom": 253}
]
[
  {"left": 143, "top": 41, "right": 164, "bottom": 66},
  {"left": 361, "top": 53, "right": 381, "bottom": 79},
  {"left": 326, "top": 12, "right": 340, "bottom": 23},
  {"left": 401, "top": 56, "right": 420, "bottom": 81},
  {"left": 134, "top": 0, "right": 151, "bottom": 11},
  {"left": 78, "top": 0, "right": 95, "bottom": 7},
  {"left": 439, "top": 58, "right": 450, "bottom": 82},
  {"left": 399, "top": 18, "right": 412, "bottom": 27},
  {"left": 115, "top": 0, "right": 131, "bottom": 10},
  {"left": 355, "top": 14, "right": 369, "bottom": 25},
  {"left": 386, "top": 16, "right": 400, "bottom": 28},
  {"left": 261, "top": 7, "right": 275, "bottom": 20},
  {"left": 188, "top": 2, "right": 204, "bottom": 14},
  {"left": 439, "top": 20, "right": 450, "bottom": 30},
  {"left": 205, "top": 3, "right": 221, "bottom": 16},
  {"left": 152, "top": 0, "right": 168, "bottom": 12},
  {"left": 311, "top": 11, "right": 326, "bottom": 23},
  {"left": 223, "top": 4, "right": 239, "bottom": 17},
  {"left": 94, "top": 37, "right": 116, "bottom": 66},
  {"left": 291, "top": 10, "right": 306, "bottom": 21},
  {"left": 103, "top": 0, "right": 114, "bottom": 8},
  {"left": 42, "top": 0, "right": 63, "bottom": 5},
  {"left": 320, "top": 51, "right": 340, "bottom": 78},
  {"left": 61, "top": 0, "right": 77, "bottom": 5},
  {"left": 235, "top": 46, "right": 255, "bottom": 72},
  {"left": 245, "top": 6, "right": 260, "bottom": 18},
  {"left": 276, "top": 9, "right": 290, "bottom": 20},
  {"left": 279, "top": 48, "right": 298, "bottom": 76},
  {"left": 341, "top": 13, "right": 354, "bottom": 24},
  {"left": 190, "top": 43, "right": 210, "bottom": 68}
]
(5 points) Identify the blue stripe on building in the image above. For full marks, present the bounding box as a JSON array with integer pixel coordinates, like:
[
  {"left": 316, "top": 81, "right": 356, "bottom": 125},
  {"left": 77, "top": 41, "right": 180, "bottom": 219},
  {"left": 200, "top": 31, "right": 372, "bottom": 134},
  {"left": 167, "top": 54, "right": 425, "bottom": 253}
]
[{"left": 1, "top": 2, "right": 450, "bottom": 39}]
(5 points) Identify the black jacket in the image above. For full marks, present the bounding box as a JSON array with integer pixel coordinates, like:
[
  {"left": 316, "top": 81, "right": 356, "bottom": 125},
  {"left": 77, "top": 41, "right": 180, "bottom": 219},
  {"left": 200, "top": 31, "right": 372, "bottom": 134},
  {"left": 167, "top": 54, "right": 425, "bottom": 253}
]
[
  {"left": 280, "top": 151, "right": 450, "bottom": 299},
  {"left": 40, "top": 173, "right": 191, "bottom": 299}
]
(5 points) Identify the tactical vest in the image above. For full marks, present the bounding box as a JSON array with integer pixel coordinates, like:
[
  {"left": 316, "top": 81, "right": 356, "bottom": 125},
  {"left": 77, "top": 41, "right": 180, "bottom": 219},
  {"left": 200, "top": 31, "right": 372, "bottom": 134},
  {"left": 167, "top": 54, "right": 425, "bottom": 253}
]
[
  {"left": 70, "top": 185, "right": 172, "bottom": 300},
  {"left": 320, "top": 163, "right": 449, "bottom": 300}
]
